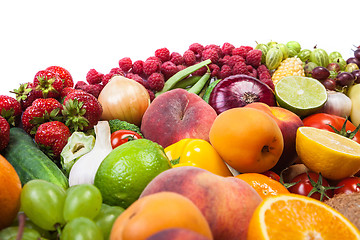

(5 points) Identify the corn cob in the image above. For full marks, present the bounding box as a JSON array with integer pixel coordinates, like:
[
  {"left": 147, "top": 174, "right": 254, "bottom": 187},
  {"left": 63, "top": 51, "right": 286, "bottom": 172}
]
[{"left": 272, "top": 57, "right": 305, "bottom": 84}]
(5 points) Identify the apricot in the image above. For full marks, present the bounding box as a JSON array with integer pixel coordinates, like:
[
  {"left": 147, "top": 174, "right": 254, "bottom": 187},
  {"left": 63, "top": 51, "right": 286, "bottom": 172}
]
[{"left": 110, "top": 191, "right": 213, "bottom": 240}]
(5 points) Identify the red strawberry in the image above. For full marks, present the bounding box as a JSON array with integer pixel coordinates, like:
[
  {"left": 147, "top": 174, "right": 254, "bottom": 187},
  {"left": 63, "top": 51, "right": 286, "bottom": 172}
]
[
  {"left": 33, "top": 70, "right": 64, "bottom": 99},
  {"left": 62, "top": 90, "right": 102, "bottom": 132},
  {"left": 0, "top": 95, "right": 22, "bottom": 126},
  {"left": 46, "top": 66, "right": 74, "bottom": 88},
  {"left": 21, "top": 98, "right": 63, "bottom": 135},
  {"left": 12, "top": 82, "right": 42, "bottom": 111},
  {"left": 35, "top": 121, "right": 72, "bottom": 160},
  {"left": 0, "top": 116, "right": 10, "bottom": 151}
]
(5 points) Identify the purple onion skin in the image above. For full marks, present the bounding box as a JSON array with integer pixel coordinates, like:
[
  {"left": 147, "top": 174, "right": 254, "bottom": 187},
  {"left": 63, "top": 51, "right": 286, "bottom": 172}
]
[{"left": 208, "top": 74, "right": 276, "bottom": 114}]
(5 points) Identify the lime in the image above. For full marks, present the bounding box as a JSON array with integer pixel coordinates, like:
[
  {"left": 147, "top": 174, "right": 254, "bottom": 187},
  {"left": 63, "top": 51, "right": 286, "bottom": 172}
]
[
  {"left": 274, "top": 76, "right": 327, "bottom": 117},
  {"left": 94, "top": 139, "right": 171, "bottom": 208}
]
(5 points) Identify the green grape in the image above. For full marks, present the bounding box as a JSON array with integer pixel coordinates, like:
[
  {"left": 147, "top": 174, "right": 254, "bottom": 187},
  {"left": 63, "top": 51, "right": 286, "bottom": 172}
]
[
  {"left": 20, "top": 179, "right": 66, "bottom": 231},
  {"left": 0, "top": 226, "right": 45, "bottom": 240},
  {"left": 94, "top": 204, "right": 125, "bottom": 240},
  {"left": 63, "top": 184, "right": 102, "bottom": 222},
  {"left": 61, "top": 217, "right": 103, "bottom": 240}
]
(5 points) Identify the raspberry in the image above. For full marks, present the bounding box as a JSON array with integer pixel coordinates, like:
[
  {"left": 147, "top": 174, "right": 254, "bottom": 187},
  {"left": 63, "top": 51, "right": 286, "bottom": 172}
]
[
  {"left": 209, "top": 64, "right": 220, "bottom": 78},
  {"left": 126, "top": 73, "right": 149, "bottom": 88},
  {"left": 246, "top": 49, "right": 262, "bottom": 68},
  {"left": 218, "top": 55, "right": 231, "bottom": 66},
  {"left": 132, "top": 60, "right": 144, "bottom": 75},
  {"left": 227, "top": 55, "right": 245, "bottom": 68},
  {"left": 221, "top": 42, "right": 235, "bottom": 56},
  {"left": 183, "top": 50, "right": 196, "bottom": 66},
  {"left": 146, "top": 56, "right": 162, "bottom": 65},
  {"left": 147, "top": 72, "right": 165, "bottom": 92},
  {"left": 86, "top": 69, "right": 103, "bottom": 85},
  {"left": 170, "top": 52, "right": 184, "bottom": 65},
  {"left": 201, "top": 48, "right": 219, "bottom": 64},
  {"left": 160, "top": 61, "right": 178, "bottom": 79},
  {"left": 75, "top": 80, "right": 87, "bottom": 89},
  {"left": 259, "top": 73, "right": 275, "bottom": 91},
  {"left": 257, "top": 64, "right": 271, "bottom": 76},
  {"left": 155, "top": 48, "right": 171, "bottom": 62},
  {"left": 205, "top": 44, "right": 223, "bottom": 58},
  {"left": 232, "top": 62, "right": 249, "bottom": 75},
  {"left": 220, "top": 65, "right": 232, "bottom": 79},
  {"left": 143, "top": 59, "right": 161, "bottom": 76},
  {"left": 77, "top": 84, "right": 103, "bottom": 98},
  {"left": 192, "top": 66, "right": 207, "bottom": 76},
  {"left": 189, "top": 43, "right": 204, "bottom": 60},
  {"left": 177, "top": 65, "right": 187, "bottom": 72},
  {"left": 109, "top": 67, "right": 125, "bottom": 76},
  {"left": 147, "top": 89, "right": 155, "bottom": 102},
  {"left": 102, "top": 73, "right": 114, "bottom": 86},
  {"left": 118, "top": 57, "right": 132, "bottom": 72},
  {"left": 232, "top": 46, "right": 253, "bottom": 58},
  {"left": 247, "top": 65, "right": 257, "bottom": 78}
]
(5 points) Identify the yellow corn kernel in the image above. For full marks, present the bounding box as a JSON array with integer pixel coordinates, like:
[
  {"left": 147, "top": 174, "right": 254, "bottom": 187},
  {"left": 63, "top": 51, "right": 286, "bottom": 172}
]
[{"left": 272, "top": 57, "right": 305, "bottom": 84}]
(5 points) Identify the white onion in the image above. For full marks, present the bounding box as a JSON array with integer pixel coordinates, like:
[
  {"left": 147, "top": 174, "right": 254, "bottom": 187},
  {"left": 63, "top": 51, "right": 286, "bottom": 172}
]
[{"left": 322, "top": 91, "right": 352, "bottom": 118}]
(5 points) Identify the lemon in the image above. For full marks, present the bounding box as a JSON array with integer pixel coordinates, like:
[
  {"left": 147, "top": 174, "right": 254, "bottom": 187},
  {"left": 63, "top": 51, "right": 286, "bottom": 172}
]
[
  {"left": 275, "top": 76, "right": 327, "bottom": 117},
  {"left": 94, "top": 139, "right": 171, "bottom": 208},
  {"left": 296, "top": 126, "right": 360, "bottom": 180}
]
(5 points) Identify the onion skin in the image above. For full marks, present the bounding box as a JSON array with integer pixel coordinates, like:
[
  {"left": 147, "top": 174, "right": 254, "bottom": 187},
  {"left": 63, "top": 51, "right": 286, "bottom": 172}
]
[
  {"left": 98, "top": 76, "right": 150, "bottom": 126},
  {"left": 208, "top": 74, "right": 276, "bottom": 114}
]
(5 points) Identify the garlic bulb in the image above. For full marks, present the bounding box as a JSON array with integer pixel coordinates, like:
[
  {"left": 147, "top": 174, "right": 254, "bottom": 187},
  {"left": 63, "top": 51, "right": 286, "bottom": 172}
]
[
  {"left": 69, "top": 121, "right": 113, "bottom": 186},
  {"left": 322, "top": 91, "right": 352, "bottom": 118}
]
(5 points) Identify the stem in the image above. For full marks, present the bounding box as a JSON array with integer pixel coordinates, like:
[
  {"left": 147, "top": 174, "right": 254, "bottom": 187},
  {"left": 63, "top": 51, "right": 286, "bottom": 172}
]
[{"left": 16, "top": 212, "right": 26, "bottom": 240}]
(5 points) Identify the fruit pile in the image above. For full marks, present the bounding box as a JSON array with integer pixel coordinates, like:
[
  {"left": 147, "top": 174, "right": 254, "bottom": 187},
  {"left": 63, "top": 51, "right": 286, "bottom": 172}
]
[{"left": 1, "top": 41, "right": 360, "bottom": 239}]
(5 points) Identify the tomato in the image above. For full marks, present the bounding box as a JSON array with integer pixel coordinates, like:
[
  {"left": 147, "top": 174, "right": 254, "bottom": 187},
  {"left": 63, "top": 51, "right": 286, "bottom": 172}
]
[
  {"left": 288, "top": 172, "right": 335, "bottom": 201},
  {"left": 261, "top": 170, "right": 281, "bottom": 182},
  {"left": 302, "top": 113, "right": 360, "bottom": 144},
  {"left": 110, "top": 130, "right": 142, "bottom": 149},
  {"left": 334, "top": 176, "right": 360, "bottom": 195}
]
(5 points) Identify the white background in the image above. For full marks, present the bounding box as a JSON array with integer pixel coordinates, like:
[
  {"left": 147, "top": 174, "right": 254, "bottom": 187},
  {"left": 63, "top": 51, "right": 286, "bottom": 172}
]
[{"left": 1, "top": 0, "right": 359, "bottom": 96}]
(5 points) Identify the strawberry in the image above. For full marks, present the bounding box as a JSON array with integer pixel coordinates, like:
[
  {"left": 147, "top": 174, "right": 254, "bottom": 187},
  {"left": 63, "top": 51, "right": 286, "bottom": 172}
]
[
  {"left": 35, "top": 121, "right": 72, "bottom": 160},
  {"left": 0, "top": 95, "right": 22, "bottom": 126},
  {"left": 0, "top": 116, "right": 10, "bottom": 151},
  {"left": 12, "top": 82, "right": 43, "bottom": 111},
  {"left": 62, "top": 90, "right": 102, "bottom": 132},
  {"left": 33, "top": 70, "right": 64, "bottom": 99},
  {"left": 46, "top": 66, "right": 74, "bottom": 88},
  {"left": 21, "top": 98, "right": 63, "bottom": 135}
]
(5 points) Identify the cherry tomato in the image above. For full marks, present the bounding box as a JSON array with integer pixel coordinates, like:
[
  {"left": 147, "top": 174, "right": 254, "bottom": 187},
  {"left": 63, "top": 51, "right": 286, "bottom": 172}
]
[
  {"left": 288, "top": 172, "right": 335, "bottom": 201},
  {"left": 302, "top": 113, "right": 360, "bottom": 144},
  {"left": 334, "top": 176, "right": 360, "bottom": 195},
  {"left": 261, "top": 170, "right": 280, "bottom": 182},
  {"left": 110, "top": 130, "right": 142, "bottom": 149}
]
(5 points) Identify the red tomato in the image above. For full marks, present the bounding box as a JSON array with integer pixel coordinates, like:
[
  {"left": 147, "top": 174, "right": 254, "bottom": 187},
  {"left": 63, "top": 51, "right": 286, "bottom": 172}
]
[
  {"left": 334, "top": 177, "right": 360, "bottom": 195},
  {"left": 288, "top": 172, "right": 334, "bottom": 201},
  {"left": 111, "top": 130, "right": 142, "bottom": 149},
  {"left": 261, "top": 170, "right": 280, "bottom": 182},
  {"left": 302, "top": 113, "right": 360, "bottom": 144}
]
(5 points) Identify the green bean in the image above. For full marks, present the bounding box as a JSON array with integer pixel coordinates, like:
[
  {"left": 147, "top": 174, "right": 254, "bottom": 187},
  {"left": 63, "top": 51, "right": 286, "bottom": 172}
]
[
  {"left": 187, "top": 70, "right": 211, "bottom": 95},
  {"left": 172, "top": 75, "right": 202, "bottom": 89},
  {"left": 202, "top": 79, "right": 221, "bottom": 103},
  {"left": 155, "top": 59, "right": 211, "bottom": 96}
]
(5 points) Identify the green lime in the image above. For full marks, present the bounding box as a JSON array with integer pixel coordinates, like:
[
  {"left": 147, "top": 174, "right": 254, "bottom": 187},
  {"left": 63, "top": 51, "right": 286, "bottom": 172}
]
[
  {"left": 94, "top": 139, "right": 171, "bottom": 209},
  {"left": 275, "top": 76, "right": 327, "bottom": 117}
]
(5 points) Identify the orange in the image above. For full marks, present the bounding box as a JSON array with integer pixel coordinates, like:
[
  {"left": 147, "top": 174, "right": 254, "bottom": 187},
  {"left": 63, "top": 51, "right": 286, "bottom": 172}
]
[
  {"left": 0, "top": 154, "right": 22, "bottom": 229},
  {"left": 110, "top": 191, "right": 213, "bottom": 240},
  {"left": 235, "top": 173, "right": 289, "bottom": 199},
  {"left": 247, "top": 193, "right": 360, "bottom": 240},
  {"left": 209, "top": 107, "right": 284, "bottom": 173}
]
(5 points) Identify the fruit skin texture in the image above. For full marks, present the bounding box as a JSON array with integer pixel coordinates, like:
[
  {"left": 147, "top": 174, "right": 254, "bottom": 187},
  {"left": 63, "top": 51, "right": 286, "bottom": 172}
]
[
  {"left": 0, "top": 116, "right": 10, "bottom": 151},
  {"left": 245, "top": 102, "right": 303, "bottom": 173},
  {"left": 0, "top": 95, "right": 22, "bottom": 126},
  {"left": 140, "top": 166, "right": 262, "bottom": 240},
  {"left": 34, "top": 121, "right": 72, "bottom": 160},
  {"left": 45, "top": 66, "right": 74, "bottom": 88},
  {"left": 209, "top": 107, "right": 284, "bottom": 173},
  {"left": 141, "top": 88, "right": 217, "bottom": 148},
  {"left": 110, "top": 191, "right": 213, "bottom": 240},
  {"left": 0, "top": 154, "right": 22, "bottom": 230},
  {"left": 146, "top": 228, "right": 210, "bottom": 240},
  {"left": 33, "top": 70, "right": 64, "bottom": 99}
]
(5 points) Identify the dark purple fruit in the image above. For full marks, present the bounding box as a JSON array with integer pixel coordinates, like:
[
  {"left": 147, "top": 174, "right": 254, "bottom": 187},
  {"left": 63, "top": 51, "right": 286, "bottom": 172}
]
[
  {"left": 336, "top": 72, "right": 355, "bottom": 87},
  {"left": 347, "top": 57, "right": 360, "bottom": 68},
  {"left": 312, "top": 66, "right": 330, "bottom": 80},
  {"left": 327, "top": 62, "right": 340, "bottom": 72},
  {"left": 354, "top": 49, "right": 360, "bottom": 61},
  {"left": 352, "top": 69, "right": 360, "bottom": 84},
  {"left": 320, "top": 78, "right": 336, "bottom": 91}
]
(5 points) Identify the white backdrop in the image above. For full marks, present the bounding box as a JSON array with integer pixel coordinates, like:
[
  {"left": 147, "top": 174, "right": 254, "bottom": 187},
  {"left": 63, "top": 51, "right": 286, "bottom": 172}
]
[{"left": 1, "top": 0, "right": 359, "bottom": 96}]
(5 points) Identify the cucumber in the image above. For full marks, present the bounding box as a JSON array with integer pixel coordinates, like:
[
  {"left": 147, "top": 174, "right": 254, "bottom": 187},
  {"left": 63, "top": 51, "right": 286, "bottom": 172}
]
[{"left": 2, "top": 127, "right": 68, "bottom": 189}]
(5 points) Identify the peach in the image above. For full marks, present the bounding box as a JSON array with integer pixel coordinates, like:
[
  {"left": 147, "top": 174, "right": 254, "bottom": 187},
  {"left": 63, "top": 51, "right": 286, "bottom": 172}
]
[
  {"left": 140, "top": 89, "right": 217, "bottom": 148},
  {"left": 146, "top": 228, "right": 210, "bottom": 240},
  {"left": 245, "top": 102, "right": 304, "bottom": 173},
  {"left": 140, "top": 166, "right": 262, "bottom": 240}
]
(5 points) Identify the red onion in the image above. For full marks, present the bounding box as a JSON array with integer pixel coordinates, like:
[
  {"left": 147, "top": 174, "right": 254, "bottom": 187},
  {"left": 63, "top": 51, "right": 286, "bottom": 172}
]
[{"left": 208, "top": 74, "right": 276, "bottom": 114}]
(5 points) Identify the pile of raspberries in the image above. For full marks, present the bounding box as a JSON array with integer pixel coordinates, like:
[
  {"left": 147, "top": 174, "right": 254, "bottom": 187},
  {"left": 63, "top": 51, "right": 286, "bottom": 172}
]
[{"left": 76, "top": 43, "right": 273, "bottom": 101}]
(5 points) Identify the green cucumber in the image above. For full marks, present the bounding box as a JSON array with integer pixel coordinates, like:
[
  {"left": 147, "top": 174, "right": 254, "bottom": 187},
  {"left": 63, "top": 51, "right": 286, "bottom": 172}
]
[{"left": 2, "top": 127, "right": 68, "bottom": 189}]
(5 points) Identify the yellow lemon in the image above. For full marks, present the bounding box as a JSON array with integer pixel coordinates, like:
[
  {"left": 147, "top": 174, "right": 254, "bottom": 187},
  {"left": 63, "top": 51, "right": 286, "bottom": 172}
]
[{"left": 296, "top": 126, "right": 360, "bottom": 180}]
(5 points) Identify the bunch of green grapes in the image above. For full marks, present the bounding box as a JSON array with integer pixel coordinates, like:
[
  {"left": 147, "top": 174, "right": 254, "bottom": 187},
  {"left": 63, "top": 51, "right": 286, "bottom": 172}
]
[{"left": 0, "top": 180, "right": 124, "bottom": 240}]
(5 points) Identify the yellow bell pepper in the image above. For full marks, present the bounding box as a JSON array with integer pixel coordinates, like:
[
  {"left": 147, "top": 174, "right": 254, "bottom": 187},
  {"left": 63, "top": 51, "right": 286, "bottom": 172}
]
[{"left": 164, "top": 138, "right": 233, "bottom": 177}]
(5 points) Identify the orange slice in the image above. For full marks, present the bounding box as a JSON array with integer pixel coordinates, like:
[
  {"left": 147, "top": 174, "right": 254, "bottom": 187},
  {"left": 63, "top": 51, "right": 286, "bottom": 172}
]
[{"left": 247, "top": 193, "right": 360, "bottom": 240}]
